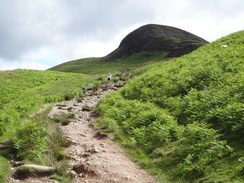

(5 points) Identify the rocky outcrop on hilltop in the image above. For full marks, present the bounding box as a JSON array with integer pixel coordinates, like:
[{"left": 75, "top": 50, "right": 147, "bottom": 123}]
[{"left": 107, "top": 24, "right": 208, "bottom": 60}]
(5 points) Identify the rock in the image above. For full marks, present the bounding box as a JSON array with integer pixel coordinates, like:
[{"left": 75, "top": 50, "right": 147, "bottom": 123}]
[
  {"left": 66, "top": 138, "right": 79, "bottom": 145},
  {"left": 13, "top": 164, "right": 55, "bottom": 180},
  {"left": 72, "top": 164, "right": 95, "bottom": 178},
  {"left": 11, "top": 161, "right": 24, "bottom": 167},
  {"left": 80, "top": 133, "right": 87, "bottom": 137},
  {"left": 22, "top": 164, "right": 55, "bottom": 171},
  {"left": 125, "top": 176, "right": 130, "bottom": 180},
  {"left": 99, "top": 143, "right": 105, "bottom": 148},
  {"left": 220, "top": 44, "right": 228, "bottom": 48},
  {"left": 106, "top": 24, "right": 208, "bottom": 61},
  {"left": 86, "top": 147, "right": 99, "bottom": 154},
  {"left": 67, "top": 170, "right": 77, "bottom": 178}
]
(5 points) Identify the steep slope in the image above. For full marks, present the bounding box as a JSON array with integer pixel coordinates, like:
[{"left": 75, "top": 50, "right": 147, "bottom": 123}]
[
  {"left": 49, "top": 24, "right": 208, "bottom": 73},
  {"left": 106, "top": 24, "right": 208, "bottom": 60},
  {"left": 97, "top": 30, "right": 244, "bottom": 182}
]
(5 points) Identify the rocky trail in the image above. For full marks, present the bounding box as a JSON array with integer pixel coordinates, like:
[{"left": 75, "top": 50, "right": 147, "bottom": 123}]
[{"left": 11, "top": 84, "right": 160, "bottom": 183}]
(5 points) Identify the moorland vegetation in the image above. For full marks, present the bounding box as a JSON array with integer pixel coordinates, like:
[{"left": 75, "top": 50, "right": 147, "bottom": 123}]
[
  {"left": 0, "top": 70, "right": 106, "bottom": 182},
  {"left": 97, "top": 30, "right": 244, "bottom": 182}
]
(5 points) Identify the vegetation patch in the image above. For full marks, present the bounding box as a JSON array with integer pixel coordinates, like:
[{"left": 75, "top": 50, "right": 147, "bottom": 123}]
[
  {"left": 52, "top": 112, "right": 76, "bottom": 126},
  {"left": 97, "top": 31, "right": 244, "bottom": 182},
  {"left": 82, "top": 105, "right": 94, "bottom": 112},
  {"left": 49, "top": 52, "right": 169, "bottom": 75},
  {"left": 0, "top": 156, "right": 10, "bottom": 182}
]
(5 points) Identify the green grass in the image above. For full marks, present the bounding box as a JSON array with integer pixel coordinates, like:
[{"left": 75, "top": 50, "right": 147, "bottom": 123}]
[
  {"left": 97, "top": 30, "right": 244, "bottom": 182},
  {"left": 0, "top": 69, "right": 87, "bottom": 105},
  {"left": 0, "top": 69, "right": 107, "bottom": 182},
  {"left": 52, "top": 112, "right": 75, "bottom": 126},
  {"left": 0, "top": 156, "right": 10, "bottom": 182},
  {"left": 49, "top": 51, "right": 169, "bottom": 74}
]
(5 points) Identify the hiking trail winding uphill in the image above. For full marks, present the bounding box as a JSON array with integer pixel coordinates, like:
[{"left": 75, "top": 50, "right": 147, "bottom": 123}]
[{"left": 12, "top": 85, "right": 160, "bottom": 183}]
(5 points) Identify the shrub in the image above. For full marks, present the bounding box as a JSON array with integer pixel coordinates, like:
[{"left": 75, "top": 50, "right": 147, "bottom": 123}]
[
  {"left": 13, "top": 120, "right": 48, "bottom": 162},
  {"left": 45, "top": 124, "right": 70, "bottom": 164},
  {"left": 63, "top": 91, "right": 74, "bottom": 101},
  {"left": 52, "top": 113, "right": 75, "bottom": 126}
]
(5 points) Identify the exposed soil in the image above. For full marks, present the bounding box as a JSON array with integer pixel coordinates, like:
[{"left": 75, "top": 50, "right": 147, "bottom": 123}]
[{"left": 11, "top": 85, "right": 160, "bottom": 183}]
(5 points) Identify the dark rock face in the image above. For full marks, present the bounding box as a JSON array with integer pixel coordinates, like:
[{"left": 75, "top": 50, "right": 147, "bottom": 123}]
[{"left": 107, "top": 24, "right": 208, "bottom": 60}]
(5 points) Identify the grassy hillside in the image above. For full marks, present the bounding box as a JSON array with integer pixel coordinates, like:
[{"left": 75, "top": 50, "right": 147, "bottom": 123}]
[
  {"left": 0, "top": 69, "right": 100, "bottom": 124},
  {"left": 97, "top": 31, "right": 244, "bottom": 182},
  {"left": 48, "top": 51, "right": 169, "bottom": 74},
  {"left": 0, "top": 69, "right": 107, "bottom": 181},
  {"left": 0, "top": 61, "right": 149, "bottom": 181},
  {"left": 0, "top": 51, "right": 166, "bottom": 181}
]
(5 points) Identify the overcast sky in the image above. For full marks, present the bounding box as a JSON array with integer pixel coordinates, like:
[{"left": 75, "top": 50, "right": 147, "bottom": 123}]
[{"left": 0, "top": 0, "right": 243, "bottom": 71}]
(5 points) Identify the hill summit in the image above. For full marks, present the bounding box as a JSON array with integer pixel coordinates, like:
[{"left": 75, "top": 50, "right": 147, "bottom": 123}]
[
  {"left": 48, "top": 24, "right": 208, "bottom": 73},
  {"left": 107, "top": 24, "right": 208, "bottom": 60}
]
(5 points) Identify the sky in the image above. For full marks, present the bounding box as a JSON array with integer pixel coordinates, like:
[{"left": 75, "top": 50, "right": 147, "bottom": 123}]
[{"left": 0, "top": 0, "right": 243, "bottom": 71}]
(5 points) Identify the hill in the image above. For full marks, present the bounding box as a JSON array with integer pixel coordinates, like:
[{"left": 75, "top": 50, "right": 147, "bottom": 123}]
[
  {"left": 48, "top": 24, "right": 208, "bottom": 74},
  {"left": 97, "top": 30, "right": 244, "bottom": 182},
  {"left": 107, "top": 24, "right": 208, "bottom": 60}
]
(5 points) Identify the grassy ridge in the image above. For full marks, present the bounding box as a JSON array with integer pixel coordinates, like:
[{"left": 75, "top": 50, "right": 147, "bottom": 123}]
[
  {"left": 48, "top": 51, "right": 169, "bottom": 74},
  {"left": 97, "top": 31, "right": 244, "bottom": 182}
]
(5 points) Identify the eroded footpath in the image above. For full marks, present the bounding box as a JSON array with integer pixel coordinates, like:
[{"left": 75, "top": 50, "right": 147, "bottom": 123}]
[{"left": 12, "top": 85, "right": 160, "bottom": 183}]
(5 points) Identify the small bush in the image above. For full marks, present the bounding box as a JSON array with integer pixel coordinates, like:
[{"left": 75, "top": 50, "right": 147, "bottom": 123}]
[
  {"left": 76, "top": 96, "right": 83, "bottom": 102},
  {"left": 67, "top": 112, "right": 76, "bottom": 119},
  {"left": 52, "top": 113, "right": 75, "bottom": 126},
  {"left": 63, "top": 91, "right": 74, "bottom": 101},
  {"left": 45, "top": 124, "right": 70, "bottom": 164},
  {"left": 13, "top": 120, "right": 48, "bottom": 162},
  {"left": 92, "top": 83, "right": 99, "bottom": 92}
]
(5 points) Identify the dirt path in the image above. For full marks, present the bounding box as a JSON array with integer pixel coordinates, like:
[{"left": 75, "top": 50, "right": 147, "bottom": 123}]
[{"left": 12, "top": 85, "right": 160, "bottom": 183}]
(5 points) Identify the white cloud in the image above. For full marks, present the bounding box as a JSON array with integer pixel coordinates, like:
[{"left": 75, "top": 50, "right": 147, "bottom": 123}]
[
  {"left": 0, "top": 0, "right": 243, "bottom": 71},
  {"left": 0, "top": 58, "right": 49, "bottom": 71}
]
